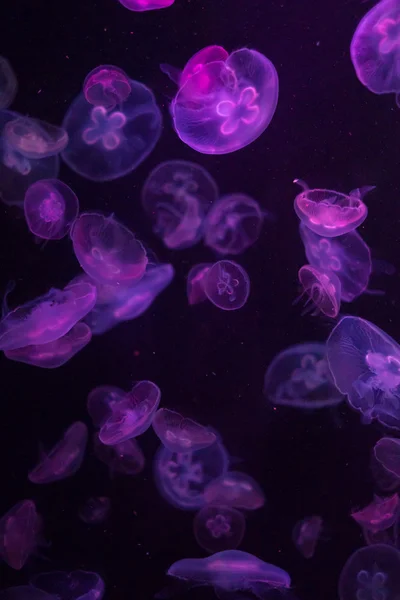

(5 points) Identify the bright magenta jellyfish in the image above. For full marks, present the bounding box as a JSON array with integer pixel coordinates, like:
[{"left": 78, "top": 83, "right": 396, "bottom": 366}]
[
  {"left": 117, "top": 0, "right": 174, "bottom": 12},
  {"left": 298, "top": 264, "right": 341, "bottom": 318},
  {"left": 351, "top": 0, "right": 400, "bottom": 106},
  {"left": 83, "top": 65, "right": 131, "bottom": 110},
  {"left": 293, "top": 179, "right": 371, "bottom": 237},
  {"left": 351, "top": 494, "right": 399, "bottom": 534}
]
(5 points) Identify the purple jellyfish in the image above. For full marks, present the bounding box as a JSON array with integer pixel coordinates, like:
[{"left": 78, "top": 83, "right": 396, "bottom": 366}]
[
  {"left": 165, "top": 45, "right": 278, "bottom": 154},
  {"left": 264, "top": 342, "right": 344, "bottom": 409},
  {"left": 203, "top": 260, "right": 250, "bottom": 311},
  {"left": 79, "top": 496, "right": 111, "bottom": 525},
  {"left": 93, "top": 435, "right": 145, "bottom": 476},
  {"left": 152, "top": 408, "right": 216, "bottom": 453},
  {"left": 374, "top": 437, "right": 400, "bottom": 478},
  {"left": 24, "top": 179, "right": 79, "bottom": 240},
  {"left": 141, "top": 160, "right": 218, "bottom": 249},
  {"left": 327, "top": 316, "right": 400, "bottom": 430},
  {"left": 31, "top": 570, "right": 105, "bottom": 600},
  {"left": 28, "top": 422, "right": 88, "bottom": 484},
  {"left": 5, "top": 116, "right": 68, "bottom": 159},
  {"left": 351, "top": 494, "right": 399, "bottom": 534},
  {"left": 62, "top": 70, "right": 162, "bottom": 181},
  {"left": 71, "top": 213, "right": 147, "bottom": 286},
  {"left": 292, "top": 516, "right": 324, "bottom": 559},
  {"left": 293, "top": 179, "right": 371, "bottom": 237},
  {"left": 117, "top": 0, "right": 174, "bottom": 11},
  {"left": 186, "top": 263, "right": 211, "bottom": 305},
  {"left": 0, "top": 500, "right": 43, "bottom": 570},
  {"left": 351, "top": 0, "right": 400, "bottom": 106},
  {"left": 204, "top": 471, "right": 265, "bottom": 510},
  {"left": 83, "top": 65, "right": 131, "bottom": 110},
  {"left": 298, "top": 264, "right": 341, "bottom": 318},
  {"left": 0, "top": 57, "right": 17, "bottom": 109},
  {"left": 193, "top": 505, "right": 246, "bottom": 553}
]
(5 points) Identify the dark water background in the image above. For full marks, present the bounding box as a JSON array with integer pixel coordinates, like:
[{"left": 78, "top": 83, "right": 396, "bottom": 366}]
[{"left": 1, "top": 0, "right": 400, "bottom": 598}]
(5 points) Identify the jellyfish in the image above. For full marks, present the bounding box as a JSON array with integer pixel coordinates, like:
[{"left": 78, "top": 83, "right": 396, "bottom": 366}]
[
  {"left": 83, "top": 65, "right": 132, "bottom": 110},
  {"left": 24, "top": 179, "right": 79, "bottom": 240},
  {"left": 79, "top": 497, "right": 111, "bottom": 525},
  {"left": 327, "top": 316, "right": 400, "bottom": 430},
  {"left": 292, "top": 516, "right": 324, "bottom": 559},
  {"left": 62, "top": 72, "right": 162, "bottom": 181},
  {"left": 28, "top": 422, "right": 88, "bottom": 484},
  {"left": 186, "top": 263, "right": 212, "bottom": 305},
  {"left": 263, "top": 342, "right": 344, "bottom": 409},
  {"left": 0, "top": 57, "right": 17, "bottom": 109},
  {"left": 203, "top": 260, "right": 250, "bottom": 311},
  {"left": 293, "top": 179, "right": 371, "bottom": 237},
  {"left": 71, "top": 213, "right": 148, "bottom": 286},
  {"left": 117, "top": 0, "right": 174, "bottom": 11},
  {"left": 154, "top": 437, "right": 229, "bottom": 510},
  {"left": 297, "top": 264, "right": 341, "bottom": 318},
  {"left": 0, "top": 500, "right": 43, "bottom": 570},
  {"left": 350, "top": 0, "right": 400, "bottom": 106},
  {"left": 338, "top": 544, "right": 400, "bottom": 600},
  {"left": 93, "top": 435, "right": 145, "bottom": 476},
  {"left": 5, "top": 116, "right": 68, "bottom": 158},
  {"left": 141, "top": 160, "right": 218, "bottom": 249},
  {"left": 374, "top": 437, "right": 400, "bottom": 478},
  {"left": 31, "top": 570, "right": 105, "bottom": 600},
  {"left": 351, "top": 494, "right": 399, "bottom": 534},
  {"left": 204, "top": 471, "right": 265, "bottom": 510},
  {"left": 193, "top": 505, "right": 246, "bottom": 553},
  {"left": 164, "top": 45, "right": 278, "bottom": 154},
  {"left": 152, "top": 408, "right": 217, "bottom": 453}
]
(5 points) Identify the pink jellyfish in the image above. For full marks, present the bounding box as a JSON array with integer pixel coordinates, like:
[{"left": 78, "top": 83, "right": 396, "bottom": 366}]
[
  {"left": 297, "top": 264, "right": 341, "bottom": 318},
  {"left": 83, "top": 65, "right": 131, "bottom": 110},
  {"left": 351, "top": 494, "right": 399, "bottom": 534},
  {"left": 117, "top": 0, "right": 174, "bottom": 11}
]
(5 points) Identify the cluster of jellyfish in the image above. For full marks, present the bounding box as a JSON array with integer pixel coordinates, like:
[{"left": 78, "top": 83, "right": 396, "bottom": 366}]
[{"left": 1, "top": 0, "right": 400, "bottom": 597}]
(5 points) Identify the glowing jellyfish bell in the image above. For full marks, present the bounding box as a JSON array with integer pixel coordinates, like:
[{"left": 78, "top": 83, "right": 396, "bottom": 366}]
[
  {"left": 350, "top": 0, "right": 400, "bottom": 106},
  {"left": 84, "top": 65, "right": 132, "bottom": 110},
  {"left": 297, "top": 264, "right": 341, "bottom": 318},
  {"left": 4, "top": 116, "right": 68, "bottom": 159},
  {"left": 117, "top": 0, "right": 174, "bottom": 12},
  {"left": 203, "top": 260, "right": 250, "bottom": 311}
]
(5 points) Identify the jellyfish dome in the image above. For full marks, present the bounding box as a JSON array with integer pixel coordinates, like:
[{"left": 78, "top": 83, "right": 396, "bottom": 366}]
[
  {"left": 350, "top": 0, "right": 400, "bottom": 105},
  {"left": 298, "top": 264, "right": 341, "bottom": 318},
  {"left": 170, "top": 46, "right": 279, "bottom": 154}
]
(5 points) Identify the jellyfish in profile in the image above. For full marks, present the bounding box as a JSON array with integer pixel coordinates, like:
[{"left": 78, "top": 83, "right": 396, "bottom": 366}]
[
  {"left": 204, "top": 471, "right": 265, "bottom": 510},
  {"left": 327, "top": 316, "right": 400, "bottom": 430},
  {"left": 62, "top": 70, "right": 162, "bottom": 181},
  {"left": 193, "top": 505, "right": 246, "bottom": 553},
  {"left": 338, "top": 544, "right": 400, "bottom": 600},
  {"left": 203, "top": 260, "right": 250, "bottom": 311},
  {"left": 5, "top": 116, "right": 68, "bottom": 158},
  {"left": 141, "top": 160, "right": 218, "bottom": 249},
  {"left": 297, "top": 264, "right": 341, "bottom": 318},
  {"left": 79, "top": 497, "right": 111, "bottom": 525},
  {"left": 31, "top": 570, "right": 105, "bottom": 600},
  {"left": 0, "top": 500, "right": 43, "bottom": 570},
  {"left": 28, "top": 422, "right": 88, "bottom": 484},
  {"left": 152, "top": 408, "right": 216, "bottom": 453},
  {"left": 264, "top": 342, "right": 344, "bottom": 409},
  {"left": 293, "top": 179, "right": 371, "bottom": 237},
  {"left": 24, "top": 179, "right": 79, "bottom": 240},
  {"left": 83, "top": 65, "right": 132, "bottom": 110},
  {"left": 374, "top": 437, "right": 400, "bottom": 478},
  {"left": 93, "top": 435, "right": 145, "bottom": 476},
  {"left": 292, "top": 516, "right": 324, "bottom": 559},
  {"left": 351, "top": 494, "right": 399, "bottom": 534},
  {"left": 0, "top": 57, "right": 17, "bottom": 109},
  {"left": 186, "top": 263, "right": 211, "bottom": 305},
  {"left": 164, "top": 45, "right": 278, "bottom": 154},
  {"left": 350, "top": 0, "right": 400, "bottom": 106},
  {"left": 117, "top": 0, "right": 174, "bottom": 11}
]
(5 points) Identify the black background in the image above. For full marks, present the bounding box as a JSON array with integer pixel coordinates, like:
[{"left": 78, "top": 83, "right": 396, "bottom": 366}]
[{"left": 1, "top": 0, "right": 400, "bottom": 598}]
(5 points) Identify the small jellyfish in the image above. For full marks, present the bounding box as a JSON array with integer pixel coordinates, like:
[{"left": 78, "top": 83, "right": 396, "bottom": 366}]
[
  {"left": 5, "top": 116, "right": 68, "bottom": 158},
  {"left": 141, "top": 160, "right": 218, "bottom": 249},
  {"left": 154, "top": 437, "right": 229, "bottom": 510},
  {"left": 24, "top": 179, "right": 79, "bottom": 240},
  {"left": 168, "top": 46, "right": 279, "bottom": 154},
  {"left": 28, "top": 422, "right": 88, "bottom": 484},
  {"left": 293, "top": 179, "right": 370, "bottom": 237},
  {"left": 79, "top": 497, "right": 111, "bottom": 525},
  {"left": 0, "top": 500, "right": 43, "bottom": 570},
  {"left": 204, "top": 193, "right": 264, "bottom": 255},
  {"left": 193, "top": 505, "right": 246, "bottom": 553},
  {"left": 71, "top": 213, "right": 147, "bottom": 286},
  {"left": 0, "top": 57, "right": 17, "bottom": 109},
  {"left": 62, "top": 75, "right": 162, "bottom": 181},
  {"left": 152, "top": 408, "right": 217, "bottom": 453},
  {"left": 117, "top": 0, "right": 174, "bottom": 11},
  {"left": 203, "top": 260, "right": 250, "bottom": 311},
  {"left": 292, "top": 516, "right": 324, "bottom": 559},
  {"left": 374, "top": 437, "right": 400, "bottom": 478},
  {"left": 297, "top": 264, "right": 341, "bottom": 318},
  {"left": 338, "top": 544, "right": 400, "bottom": 600},
  {"left": 351, "top": 494, "right": 399, "bottom": 534},
  {"left": 186, "top": 263, "right": 211, "bottom": 305},
  {"left": 327, "top": 316, "right": 400, "bottom": 430},
  {"left": 204, "top": 471, "right": 265, "bottom": 510},
  {"left": 31, "top": 570, "right": 105, "bottom": 600},
  {"left": 83, "top": 65, "right": 132, "bottom": 110},
  {"left": 350, "top": 0, "right": 400, "bottom": 106},
  {"left": 264, "top": 342, "right": 344, "bottom": 409},
  {"left": 93, "top": 435, "right": 145, "bottom": 476}
]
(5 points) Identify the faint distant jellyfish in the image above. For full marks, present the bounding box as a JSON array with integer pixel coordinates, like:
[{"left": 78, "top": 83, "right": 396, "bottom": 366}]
[
  {"left": 186, "top": 263, "right": 211, "bottom": 305},
  {"left": 374, "top": 437, "right": 400, "bottom": 478},
  {"left": 370, "top": 448, "right": 400, "bottom": 493},
  {"left": 154, "top": 437, "right": 229, "bottom": 510},
  {"left": 351, "top": 494, "right": 399, "bottom": 534},
  {"left": 117, "top": 0, "right": 174, "bottom": 12},
  {"left": 24, "top": 179, "right": 79, "bottom": 240},
  {"left": 193, "top": 505, "right": 246, "bottom": 553},
  {"left": 263, "top": 342, "right": 344, "bottom": 409},
  {"left": 93, "top": 435, "right": 145, "bottom": 476},
  {"left": 327, "top": 316, "right": 400, "bottom": 430},
  {"left": 31, "top": 570, "right": 105, "bottom": 600},
  {"left": 141, "top": 160, "right": 218, "bottom": 249},
  {"left": 293, "top": 516, "right": 323, "bottom": 559},
  {"left": 152, "top": 408, "right": 217, "bottom": 453},
  {"left": 203, "top": 260, "right": 250, "bottom": 311},
  {"left": 293, "top": 179, "right": 370, "bottom": 237},
  {"left": 351, "top": 0, "right": 400, "bottom": 105},
  {"left": 0, "top": 57, "right": 17, "bottom": 109},
  {"left": 28, "top": 422, "right": 88, "bottom": 484},
  {"left": 204, "top": 471, "right": 265, "bottom": 510},
  {"left": 83, "top": 65, "right": 131, "bottom": 110},
  {"left": 0, "top": 500, "right": 43, "bottom": 570},
  {"left": 87, "top": 385, "right": 126, "bottom": 429},
  {"left": 61, "top": 76, "right": 162, "bottom": 181},
  {"left": 71, "top": 213, "right": 147, "bottom": 286},
  {"left": 298, "top": 264, "right": 341, "bottom": 318},
  {"left": 170, "top": 47, "right": 279, "bottom": 154},
  {"left": 5, "top": 116, "right": 69, "bottom": 158},
  {"left": 79, "top": 497, "right": 111, "bottom": 525},
  {"left": 338, "top": 544, "right": 400, "bottom": 600}
]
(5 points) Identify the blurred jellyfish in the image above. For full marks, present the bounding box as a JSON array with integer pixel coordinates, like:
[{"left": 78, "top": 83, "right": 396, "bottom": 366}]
[
  {"left": 0, "top": 57, "right": 17, "bottom": 109},
  {"left": 31, "top": 570, "right": 105, "bottom": 600},
  {"left": 5, "top": 116, "right": 68, "bottom": 159},
  {"left": 152, "top": 408, "right": 216, "bottom": 452},
  {"left": 351, "top": 494, "right": 399, "bottom": 534},
  {"left": 292, "top": 516, "right": 323, "bottom": 559},
  {"left": 193, "top": 505, "right": 246, "bottom": 553},
  {"left": 0, "top": 500, "right": 43, "bottom": 570},
  {"left": 264, "top": 342, "right": 344, "bottom": 409},
  {"left": 203, "top": 260, "right": 250, "bottom": 311},
  {"left": 141, "top": 160, "right": 218, "bottom": 249},
  {"left": 370, "top": 447, "right": 400, "bottom": 493},
  {"left": 28, "top": 422, "right": 88, "bottom": 484},
  {"left": 84, "top": 65, "right": 132, "bottom": 110},
  {"left": 93, "top": 434, "right": 145, "bottom": 476},
  {"left": 117, "top": 0, "right": 174, "bottom": 11},
  {"left": 327, "top": 316, "right": 400, "bottom": 429},
  {"left": 297, "top": 264, "right": 341, "bottom": 318},
  {"left": 204, "top": 471, "right": 265, "bottom": 510},
  {"left": 374, "top": 437, "right": 400, "bottom": 478},
  {"left": 79, "top": 497, "right": 111, "bottom": 525},
  {"left": 186, "top": 263, "right": 211, "bottom": 305}
]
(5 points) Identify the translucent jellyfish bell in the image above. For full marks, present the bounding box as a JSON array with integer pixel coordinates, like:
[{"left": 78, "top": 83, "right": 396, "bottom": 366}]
[
  {"left": 170, "top": 46, "right": 279, "bottom": 154},
  {"left": 79, "top": 496, "right": 111, "bottom": 525},
  {"left": 203, "top": 260, "right": 250, "bottom": 311},
  {"left": 204, "top": 471, "right": 265, "bottom": 510},
  {"left": 374, "top": 437, "right": 400, "bottom": 478},
  {"left": 24, "top": 179, "right": 79, "bottom": 240},
  {"left": 293, "top": 179, "right": 370, "bottom": 237},
  {"left": 193, "top": 505, "right": 246, "bottom": 553},
  {"left": 327, "top": 316, "right": 400, "bottom": 429},
  {"left": 264, "top": 342, "right": 344, "bottom": 409},
  {"left": 292, "top": 516, "right": 324, "bottom": 559},
  {"left": 141, "top": 160, "right": 218, "bottom": 249},
  {"left": 350, "top": 0, "right": 400, "bottom": 106},
  {"left": 0, "top": 500, "right": 43, "bottom": 570},
  {"left": 298, "top": 264, "right": 341, "bottom": 318},
  {"left": 152, "top": 408, "right": 217, "bottom": 453},
  {"left": 117, "top": 0, "right": 174, "bottom": 12},
  {"left": 31, "top": 570, "right": 105, "bottom": 600},
  {"left": 186, "top": 263, "right": 211, "bottom": 305},
  {"left": 4, "top": 116, "right": 68, "bottom": 159},
  {"left": 0, "top": 57, "right": 17, "bottom": 109},
  {"left": 350, "top": 494, "right": 399, "bottom": 534},
  {"left": 83, "top": 65, "right": 132, "bottom": 110},
  {"left": 93, "top": 435, "right": 145, "bottom": 476}
]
